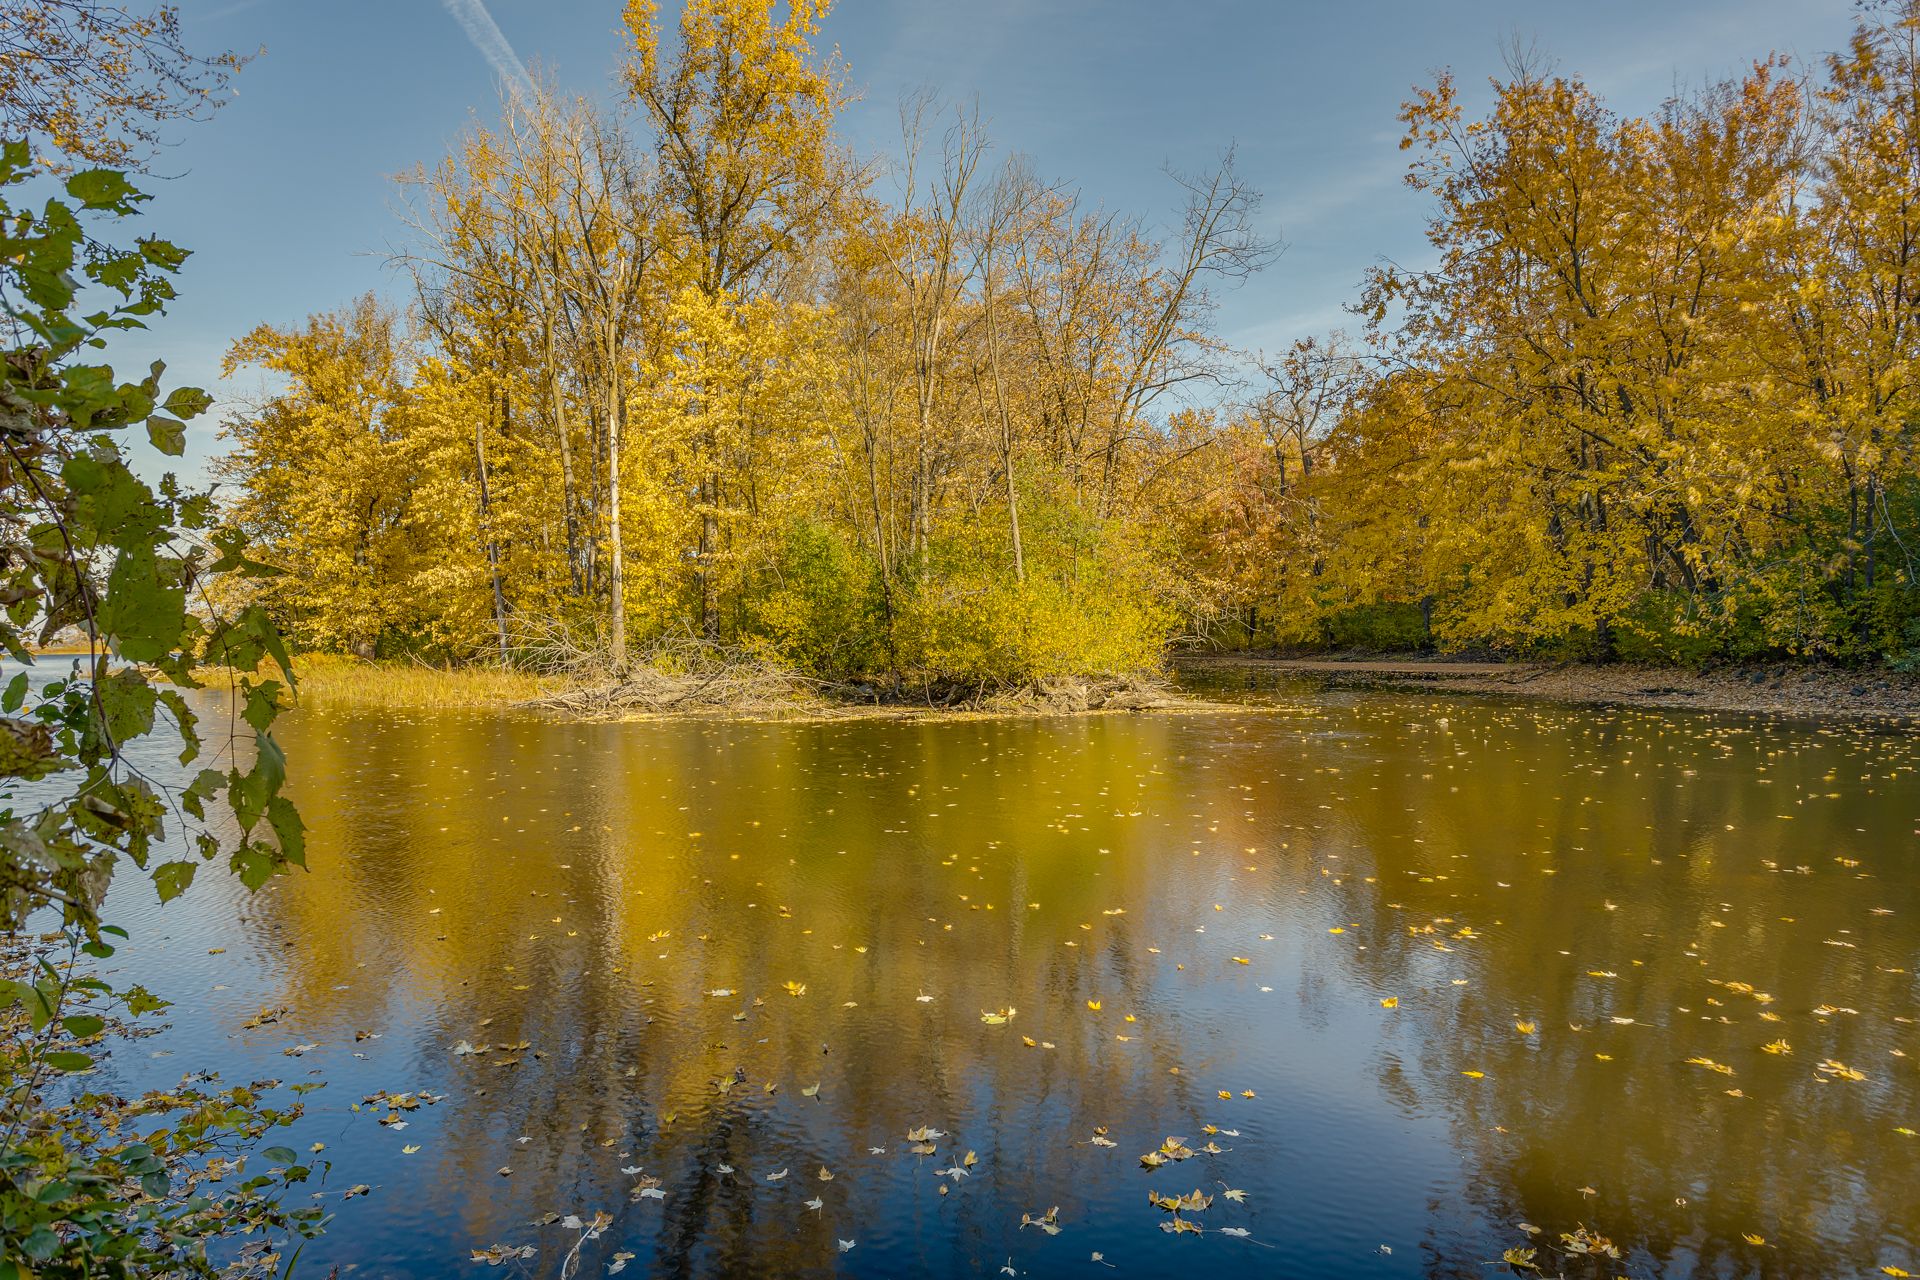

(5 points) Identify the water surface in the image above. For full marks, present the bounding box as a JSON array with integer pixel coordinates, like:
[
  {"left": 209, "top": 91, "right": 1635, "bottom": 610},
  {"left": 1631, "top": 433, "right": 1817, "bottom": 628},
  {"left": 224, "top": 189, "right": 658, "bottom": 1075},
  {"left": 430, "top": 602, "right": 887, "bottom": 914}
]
[{"left": 90, "top": 680, "right": 1920, "bottom": 1277}]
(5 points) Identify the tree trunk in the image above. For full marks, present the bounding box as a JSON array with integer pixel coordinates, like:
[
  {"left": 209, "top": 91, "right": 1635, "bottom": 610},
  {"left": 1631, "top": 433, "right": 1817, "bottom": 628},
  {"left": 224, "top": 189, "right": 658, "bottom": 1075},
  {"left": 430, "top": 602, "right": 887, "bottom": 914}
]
[
  {"left": 606, "top": 329, "right": 627, "bottom": 672},
  {"left": 478, "top": 392, "right": 510, "bottom": 663}
]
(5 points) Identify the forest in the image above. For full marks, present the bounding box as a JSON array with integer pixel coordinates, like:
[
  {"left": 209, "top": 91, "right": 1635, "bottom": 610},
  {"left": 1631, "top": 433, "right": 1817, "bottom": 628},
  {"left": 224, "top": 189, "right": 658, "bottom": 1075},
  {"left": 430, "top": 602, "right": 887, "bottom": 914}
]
[
  {"left": 217, "top": 0, "right": 1920, "bottom": 682},
  {"left": 9, "top": 4, "right": 1920, "bottom": 1278}
]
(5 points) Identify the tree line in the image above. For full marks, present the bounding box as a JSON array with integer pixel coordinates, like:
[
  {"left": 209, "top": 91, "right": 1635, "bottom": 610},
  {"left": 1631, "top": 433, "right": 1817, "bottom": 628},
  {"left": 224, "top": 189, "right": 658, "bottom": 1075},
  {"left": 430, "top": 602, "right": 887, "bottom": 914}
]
[{"left": 219, "top": 0, "right": 1920, "bottom": 675}]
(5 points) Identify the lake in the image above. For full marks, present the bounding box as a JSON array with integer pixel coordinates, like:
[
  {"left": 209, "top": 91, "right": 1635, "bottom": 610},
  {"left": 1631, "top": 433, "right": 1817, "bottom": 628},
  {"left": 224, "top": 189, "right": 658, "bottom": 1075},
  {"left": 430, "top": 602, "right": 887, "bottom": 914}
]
[{"left": 84, "top": 674, "right": 1920, "bottom": 1278}]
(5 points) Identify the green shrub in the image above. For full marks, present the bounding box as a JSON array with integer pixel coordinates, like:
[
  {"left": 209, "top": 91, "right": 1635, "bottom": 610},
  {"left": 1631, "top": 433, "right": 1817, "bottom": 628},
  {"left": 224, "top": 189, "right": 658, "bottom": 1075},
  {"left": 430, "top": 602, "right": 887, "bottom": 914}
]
[
  {"left": 892, "top": 499, "right": 1175, "bottom": 687},
  {"left": 744, "top": 519, "right": 886, "bottom": 677},
  {"left": 1322, "top": 602, "right": 1431, "bottom": 651}
]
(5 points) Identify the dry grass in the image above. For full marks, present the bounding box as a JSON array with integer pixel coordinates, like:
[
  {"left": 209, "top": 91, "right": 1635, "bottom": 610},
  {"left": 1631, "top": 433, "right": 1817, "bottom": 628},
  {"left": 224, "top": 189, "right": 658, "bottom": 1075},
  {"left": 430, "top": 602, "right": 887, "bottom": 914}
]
[{"left": 281, "top": 655, "right": 554, "bottom": 709}]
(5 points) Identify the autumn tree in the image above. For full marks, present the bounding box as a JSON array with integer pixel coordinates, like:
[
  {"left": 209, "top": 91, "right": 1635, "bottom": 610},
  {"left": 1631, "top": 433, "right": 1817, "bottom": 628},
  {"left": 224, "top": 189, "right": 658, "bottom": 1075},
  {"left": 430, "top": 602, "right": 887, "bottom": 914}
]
[
  {"left": 0, "top": 1, "right": 251, "bottom": 170},
  {"left": 625, "top": 0, "right": 851, "bottom": 640}
]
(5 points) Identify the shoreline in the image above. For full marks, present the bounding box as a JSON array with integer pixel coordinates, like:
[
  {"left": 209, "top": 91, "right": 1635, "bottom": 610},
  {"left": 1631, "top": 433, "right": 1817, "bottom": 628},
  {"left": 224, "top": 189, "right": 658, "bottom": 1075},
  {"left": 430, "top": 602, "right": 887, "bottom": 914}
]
[
  {"left": 1182, "top": 652, "right": 1920, "bottom": 719},
  {"left": 279, "top": 659, "right": 1230, "bottom": 722},
  {"left": 270, "top": 653, "right": 1920, "bottom": 721}
]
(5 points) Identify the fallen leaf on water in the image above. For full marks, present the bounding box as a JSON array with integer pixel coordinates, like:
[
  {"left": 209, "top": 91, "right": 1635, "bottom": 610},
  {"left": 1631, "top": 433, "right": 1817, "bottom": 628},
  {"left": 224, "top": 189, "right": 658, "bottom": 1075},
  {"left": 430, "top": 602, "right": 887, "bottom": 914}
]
[
  {"left": 471, "top": 1244, "right": 536, "bottom": 1265},
  {"left": 1021, "top": 1206, "right": 1063, "bottom": 1235}
]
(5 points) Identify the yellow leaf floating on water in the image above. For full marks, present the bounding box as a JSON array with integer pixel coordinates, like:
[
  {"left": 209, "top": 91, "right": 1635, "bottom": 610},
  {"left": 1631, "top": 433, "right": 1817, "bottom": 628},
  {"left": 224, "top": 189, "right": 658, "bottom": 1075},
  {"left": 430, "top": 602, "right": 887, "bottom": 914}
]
[
  {"left": 783, "top": 981, "right": 806, "bottom": 998},
  {"left": 1148, "top": 1188, "right": 1213, "bottom": 1213},
  {"left": 1230, "top": 957, "right": 1251, "bottom": 965},
  {"left": 1685, "top": 1057, "right": 1735, "bottom": 1075},
  {"left": 1742, "top": 1233, "right": 1766, "bottom": 1246},
  {"left": 1328, "top": 927, "right": 1346, "bottom": 935},
  {"left": 980, "top": 1007, "right": 1015, "bottom": 1026},
  {"left": 1139, "top": 1136, "right": 1194, "bottom": 1168},
  {"left": 1763, "top": 1039, "right": 1792, "bottom": 1055},
  {"left": 1883, "top": 1269, "right": 1912, "bottom": 1278},
  {"left": 1515, "top": 1021, "right": 1537, "bottom": 1035},
  {"left": 1462, "top": 1070, "right": 1485, "bottom": 1079},
  {"left": 1086, "top": 1000, "right": 1102, "bottom": 1012},
  {"left": 1380, "top": 997, "right": 1399, "bottom": 1009},
  {"left": 1819, "top": 1059, "right": 1867, "bottom": 1081}
]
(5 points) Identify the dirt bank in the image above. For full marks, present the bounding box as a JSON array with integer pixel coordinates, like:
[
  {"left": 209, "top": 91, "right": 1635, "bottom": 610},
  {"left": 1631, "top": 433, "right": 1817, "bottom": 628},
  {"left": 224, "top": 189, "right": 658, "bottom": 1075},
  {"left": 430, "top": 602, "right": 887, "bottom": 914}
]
[
  {"left": 1181, "top": 653, "right": 1920, "bottom": 719},
  {"left": 538, "top": 670, "right": 1213, "bottom": 721}
]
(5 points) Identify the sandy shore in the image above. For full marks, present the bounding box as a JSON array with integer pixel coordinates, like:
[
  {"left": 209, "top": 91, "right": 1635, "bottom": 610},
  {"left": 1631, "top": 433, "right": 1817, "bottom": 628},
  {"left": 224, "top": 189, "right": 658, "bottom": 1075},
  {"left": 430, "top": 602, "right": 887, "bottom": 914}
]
[{"left": 1181, "top": 653, "right": 1920, "bottom": 719}]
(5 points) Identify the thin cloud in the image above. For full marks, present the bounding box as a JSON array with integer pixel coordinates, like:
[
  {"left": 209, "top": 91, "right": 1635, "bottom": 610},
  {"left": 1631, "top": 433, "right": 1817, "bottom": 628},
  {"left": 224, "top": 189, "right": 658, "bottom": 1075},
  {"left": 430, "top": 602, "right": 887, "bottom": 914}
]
[{"left": 440, "top": 0, "right": 535, "bottom": 102}]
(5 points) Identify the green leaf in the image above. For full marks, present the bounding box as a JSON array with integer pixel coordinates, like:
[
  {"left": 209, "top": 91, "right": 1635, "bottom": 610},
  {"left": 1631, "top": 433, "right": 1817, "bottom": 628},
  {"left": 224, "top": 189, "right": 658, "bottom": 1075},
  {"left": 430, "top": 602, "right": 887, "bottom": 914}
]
[
  {"left": 21, "top": 1225, "right": 61, "bottom": 1261},
  {"left": 260, "top": 1146, "right": 298, "bottom": 1166},
  {"left": 61, "top": 1013, "right": 104, "bottom": 1038},
  {"left": 162, "top": 385, "right": 215, "bottom": 419},
  {"left": 96, "top": 546, "right": 186, "bottom": 664},
  {"left": 230, "top": 841, "right": 276, "bottom": 890},
  {"left": 268, "top": 794, "right": 306, "bottom": 867},
  {"left": 153, "top": 859, "right": 196, "bottom": 902},
  {"left": 2, "top": 672, "right": 28, "bottom": 713},
  {"left": 94, "top": 667, "right": 158, "bottom": 744},
  {"left": 242, "top": 679, "right": 283, "bottom": 736},
  {"left": 42, "top": 1050, "right": 94, "bottom": 1072},
  {"left": 65, "top": 168, "right": 140, "bottom": 211},
  {"left": 146, "top": 415, "right": 186, "bottom": 456}
]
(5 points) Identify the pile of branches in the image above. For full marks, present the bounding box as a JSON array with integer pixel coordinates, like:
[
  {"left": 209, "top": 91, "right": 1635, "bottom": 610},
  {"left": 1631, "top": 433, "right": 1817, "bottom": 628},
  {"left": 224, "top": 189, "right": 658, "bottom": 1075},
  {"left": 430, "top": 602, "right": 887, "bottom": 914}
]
[{"left": 512, "top": 624, "right": 830, "bottom": 716}]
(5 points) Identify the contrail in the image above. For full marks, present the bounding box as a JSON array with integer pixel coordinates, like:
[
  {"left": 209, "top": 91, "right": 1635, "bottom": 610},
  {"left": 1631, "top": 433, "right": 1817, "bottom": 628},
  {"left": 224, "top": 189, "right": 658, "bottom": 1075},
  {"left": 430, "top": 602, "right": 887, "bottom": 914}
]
[{"left": 439, "top": 0, "right": 535, "bottom": 102}]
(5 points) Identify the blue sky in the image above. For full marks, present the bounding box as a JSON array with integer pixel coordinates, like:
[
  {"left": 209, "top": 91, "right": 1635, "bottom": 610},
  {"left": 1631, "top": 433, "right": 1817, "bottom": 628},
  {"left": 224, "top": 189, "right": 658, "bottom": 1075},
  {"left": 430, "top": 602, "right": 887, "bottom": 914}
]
[{"left": 114, "top": 0, "right": 1854, "bottom": 478}]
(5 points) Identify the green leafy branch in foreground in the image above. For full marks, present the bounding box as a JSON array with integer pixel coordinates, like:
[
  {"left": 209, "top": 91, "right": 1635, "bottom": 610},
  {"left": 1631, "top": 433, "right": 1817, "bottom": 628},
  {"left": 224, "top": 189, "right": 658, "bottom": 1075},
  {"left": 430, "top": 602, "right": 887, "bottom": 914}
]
[{"left": 0, "top": 137, "right": 321, "bottom": 1276}]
